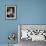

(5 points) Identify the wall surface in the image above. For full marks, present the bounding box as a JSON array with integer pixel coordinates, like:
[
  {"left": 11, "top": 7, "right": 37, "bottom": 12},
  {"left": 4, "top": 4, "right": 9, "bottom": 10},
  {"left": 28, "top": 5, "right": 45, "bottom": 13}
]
[
  {"left": 0, "top": 0, "right": 18, "bottom": 44},
  {"left": 19, "top": 0, "right": 46, "bottom": 24},
  {"left": 0, "top": 0, "right": 46, "bottom": 45}
]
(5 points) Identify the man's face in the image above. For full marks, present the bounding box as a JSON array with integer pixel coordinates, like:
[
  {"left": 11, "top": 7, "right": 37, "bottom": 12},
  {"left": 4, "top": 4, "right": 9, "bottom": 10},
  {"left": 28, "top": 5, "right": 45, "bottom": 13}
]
[{"left": 7, "top": 8, "right": 13, "bottom": 15}]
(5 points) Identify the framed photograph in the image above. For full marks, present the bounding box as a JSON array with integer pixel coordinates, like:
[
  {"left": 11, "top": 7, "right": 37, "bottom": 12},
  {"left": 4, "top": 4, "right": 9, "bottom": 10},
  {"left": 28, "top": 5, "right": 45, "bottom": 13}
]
[
  {"left": 18, "top": 24, "right": 46, "bottom": 42},
  {"left": 5, "top": 5, "right": 16, "bottom": 20}
]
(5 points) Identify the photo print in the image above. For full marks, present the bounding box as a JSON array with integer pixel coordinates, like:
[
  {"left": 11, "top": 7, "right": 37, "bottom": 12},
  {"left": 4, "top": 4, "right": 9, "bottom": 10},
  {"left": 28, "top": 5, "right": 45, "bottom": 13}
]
[{"left": 5, "top": 5, "right": 16, "bottom": 20}]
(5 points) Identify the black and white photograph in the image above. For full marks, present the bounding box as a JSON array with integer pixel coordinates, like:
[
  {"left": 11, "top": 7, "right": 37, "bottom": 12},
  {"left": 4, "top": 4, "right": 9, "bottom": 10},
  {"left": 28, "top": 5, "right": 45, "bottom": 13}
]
[
  {"left": 18, "top": 25, "right": 46, "bottom": 46},
  {"left": 5, "top": 5, "right": 16, "bottom": 20}
]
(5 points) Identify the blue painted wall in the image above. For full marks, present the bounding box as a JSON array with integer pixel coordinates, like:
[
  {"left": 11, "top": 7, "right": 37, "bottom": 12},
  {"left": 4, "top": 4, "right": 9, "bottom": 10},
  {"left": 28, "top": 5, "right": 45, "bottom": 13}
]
[{"left": 0, "top": 0, "right": 46, "bottom": 44}]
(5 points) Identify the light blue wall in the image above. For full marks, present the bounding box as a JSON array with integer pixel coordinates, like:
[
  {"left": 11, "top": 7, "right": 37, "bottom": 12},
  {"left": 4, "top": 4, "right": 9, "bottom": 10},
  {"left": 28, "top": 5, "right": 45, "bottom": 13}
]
[
  {"left": 0, "top": 0, "right": 18, "bottom": 44},
  {"left": 0, "top": 0, "right": 46, "bottom": 44},
  {"left": 19, "top": 0, "right": 46, "bottom": 24}
]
